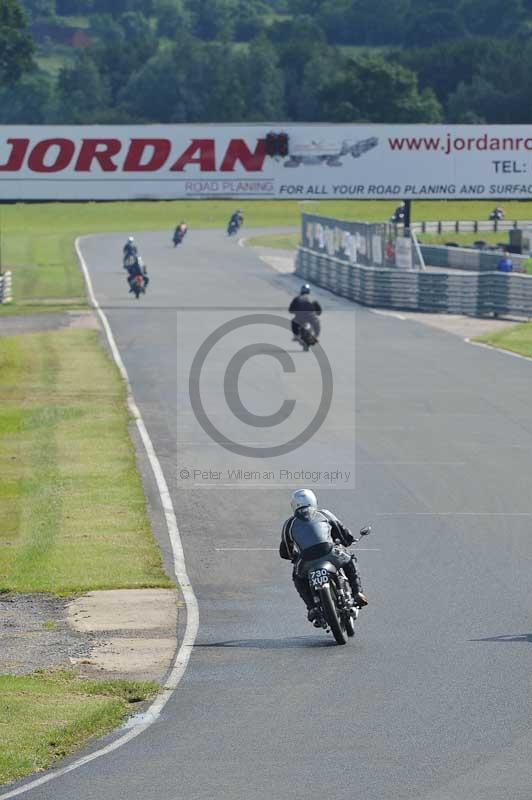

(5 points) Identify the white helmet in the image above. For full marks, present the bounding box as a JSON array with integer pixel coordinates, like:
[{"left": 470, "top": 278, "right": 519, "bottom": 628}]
[
  {"left": 128, "top": 236, "right": 134, "bottom": 243},
  {"left": 291, "top": 488, "right": 318, "bottom": 514}
]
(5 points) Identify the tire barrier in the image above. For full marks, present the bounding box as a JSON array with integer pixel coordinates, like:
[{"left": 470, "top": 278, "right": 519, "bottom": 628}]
[
  {"left": 419, "top": 244, "right": 529, "bottom": 273},
  {"left": 296, "top": 248, "right": 532, "bottom": 317},
  {"left": 0, "top": 271, "right": 12, "bottom": 304}
]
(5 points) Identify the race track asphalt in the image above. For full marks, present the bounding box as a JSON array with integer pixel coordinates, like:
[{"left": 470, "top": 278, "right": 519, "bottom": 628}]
[{"left": 10, "top": 228, "right": 532, "bottom": 800}]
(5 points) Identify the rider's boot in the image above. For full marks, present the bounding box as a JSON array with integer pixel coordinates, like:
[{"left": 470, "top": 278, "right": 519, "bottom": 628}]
[
  {"left": 307, "top": 607, "right": 324, "bottom": 627},
  {"left": 293, "top": 572, "right": 324, "bottom": 626}
]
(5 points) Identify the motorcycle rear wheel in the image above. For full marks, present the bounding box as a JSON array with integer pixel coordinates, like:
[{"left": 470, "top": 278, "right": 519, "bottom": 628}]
[{"left": 320, "top": 584, "right": 347, "bottom": 645}]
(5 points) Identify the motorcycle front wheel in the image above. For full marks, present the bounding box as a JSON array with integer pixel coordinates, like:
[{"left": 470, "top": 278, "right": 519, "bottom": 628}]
[{"left": 319, "top": 584, "right": 347, "bottom": 645}]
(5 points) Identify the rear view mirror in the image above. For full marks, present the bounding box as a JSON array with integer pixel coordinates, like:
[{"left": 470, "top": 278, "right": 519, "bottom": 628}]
[{"left": 359, "top": 526, "right": 371, "bottom": 537}]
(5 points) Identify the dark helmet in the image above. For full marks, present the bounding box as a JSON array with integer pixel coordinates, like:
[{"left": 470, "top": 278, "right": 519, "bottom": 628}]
[{"left": 300, "top": 284, "right": 310, "bottom": 295}]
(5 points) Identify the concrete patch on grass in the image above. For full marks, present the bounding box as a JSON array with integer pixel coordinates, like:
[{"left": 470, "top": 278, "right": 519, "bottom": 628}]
[
  {"left": 0, "top": 593, "right": 92, "bottom": 675},
  {"left": 67, "top": 589, "right": 178, "bottom": 683},
  {"left": 66, "top": 310, "right": 100, "bottom": 330},
  {"left": 0, "top": 310, "right": 99, "bottom": 337},
  {"left": 0, "top": 589, "right": 178, "bottom": 685}
]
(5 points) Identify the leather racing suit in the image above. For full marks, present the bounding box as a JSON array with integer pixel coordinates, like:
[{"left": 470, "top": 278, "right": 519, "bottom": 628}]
[
  {"left": 280, "top": 508, "right": 363, "bottom": 611},
  {"left": 289, "top": 294, "right": 322, "bottom": 338}
]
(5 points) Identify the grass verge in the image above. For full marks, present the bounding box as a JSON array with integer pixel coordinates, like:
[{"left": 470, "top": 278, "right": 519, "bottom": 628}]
[
  {"left": 0, "top": 328, "right": 172, "bottom": 594},
  {"left": 0, "top": 671, "right": 156, "bottom": 786},
  {"left": 474, "top": 322, "right": 532, "bottom": 358},
  {"left": 3, "top": 199, "right": 532, "bottom": 311},
  {"left": 246, "top": 232, "right": 300, "bottom": 250}
]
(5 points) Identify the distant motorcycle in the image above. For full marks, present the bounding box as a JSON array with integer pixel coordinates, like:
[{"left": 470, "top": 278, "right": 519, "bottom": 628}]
[
  {"left": 489, "top": 208, "right": 504, "bottom": 221},
  {"left": 301, "top": 526, "right": 371, "bottom": 645},
  {"left": 173, "top": 225, "right": 187, "bottom": 247},
  {"left": 227, "top": 213, "right": 243, "bottom": 236},
  {"left": 296, "top": 321, "right": 319, "bottom": 352},
  {"left": 131, "top": 274, "right": 146, "bottom": 299},
  {"left": 123, "top": 253, "right": 137, "bottom": 271}
]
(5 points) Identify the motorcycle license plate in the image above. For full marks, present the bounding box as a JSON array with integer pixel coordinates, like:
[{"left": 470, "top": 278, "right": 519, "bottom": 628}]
[{"left": 309, "top": 568, "right": 329, "bottom": 588}]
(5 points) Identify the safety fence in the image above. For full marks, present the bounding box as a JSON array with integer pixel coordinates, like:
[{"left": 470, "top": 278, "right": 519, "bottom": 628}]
[
  {"left": 0, "top": 271, "right": 12, "bottom": 304},
  {"left": 302, "top": 213, "right": 425, "bottom": 270},
  {"left": 296, "top": 248, "right": 532, "bottom": 317}
]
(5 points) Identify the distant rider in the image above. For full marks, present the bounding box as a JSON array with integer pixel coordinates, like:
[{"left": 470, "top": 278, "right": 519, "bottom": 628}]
[
  {"left": 127, "top": 256, "right": 149, "bottom": 293},
  {"left": 490, "top": 206, "right": 504, "bottom": 221},
  {"left": 289, "top": 284, "right": 322, "bottom": 340},
  {"left": 228, "top": 210, "right": 243, "bottom": 233},
  {"left": 173, "top": 221, "right": 188, "bottom": 244},
  {"left": 123, "top": 236, "right": 138, "bottom": 259},
  {"left": 280, "top": 489, "right": 368, "bottom": 625},
  {"left": 390, "top": 201, "right": 406, "bottom": 224}
]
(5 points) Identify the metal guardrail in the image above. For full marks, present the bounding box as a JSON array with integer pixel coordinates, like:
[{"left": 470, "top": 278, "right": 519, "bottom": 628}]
[
  {"left": 411, "top": 220, "right": 532, "bottom": 234},
  {"left": 0, "top": 271, "right": 12, "bottom": 303},
  {"left": 296, "top": 248, "right": 532, "bottom": 317}
]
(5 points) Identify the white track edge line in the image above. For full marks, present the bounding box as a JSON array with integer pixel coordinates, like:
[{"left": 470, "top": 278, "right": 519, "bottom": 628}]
[
  {"left": 0, "top": 238, "right": 200, "bottom": 800},
  {"left": 370, "top": 309, "right": 407, "bottom": 321},
  {"left": 465, "top": 337, "right": 532, "bottom": 362}
]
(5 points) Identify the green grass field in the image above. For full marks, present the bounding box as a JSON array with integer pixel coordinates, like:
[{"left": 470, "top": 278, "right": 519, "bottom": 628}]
[
  {"left": 0, "top": 328, "right": 172, "bottom": 595},
  {"left": 0, "top": 672, "right": 156, "bottom": 786},
  {"left": 417, "top": 231, "right": 519, "bottom": 247},
  {"left": 246, "top": 232, "right": 300, "bottom": 249},
  {"left": 3, "top": 199, "right": 532, "bottom": 312},
  {"left": 474, "top": 322, "right": 532, "bottom": 357}
]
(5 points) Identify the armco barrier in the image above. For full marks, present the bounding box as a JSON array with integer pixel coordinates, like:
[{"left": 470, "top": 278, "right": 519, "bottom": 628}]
[
  {"left": 0, "top": 271, "right": 12, "bottom": 304},
  {"left": 296, "top": 248, "right": 532, "bottom": 317}
]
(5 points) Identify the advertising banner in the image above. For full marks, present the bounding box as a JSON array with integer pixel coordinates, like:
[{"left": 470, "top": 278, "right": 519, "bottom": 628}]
[
  {"left": 302, "top": 214, "right": 420, "bottom": 270},
  {"left": 2, "top": 124, "right": 532, "bottom": 200},
  {"left": 302, "top": 214, "right": 384, "bottom": 266},
  {"left": 394, "top": 237, "right": 413, "bottom": 269}
]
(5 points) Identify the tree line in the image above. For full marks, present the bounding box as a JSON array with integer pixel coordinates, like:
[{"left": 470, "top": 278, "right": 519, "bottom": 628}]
[{"left": 2, "top": 0, "right": 532, "bottom": 124}]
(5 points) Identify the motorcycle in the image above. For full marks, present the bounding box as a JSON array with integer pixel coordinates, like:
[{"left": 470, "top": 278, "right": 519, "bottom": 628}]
[
  {"left": 227, "top": 215, "right": 243, "bottom": 236},
  {"left": 489, "top": 208, "right": 504, "bottom": 221},
  {"left": 173, "top": 226, "right": 187, "bottom": 247},
  {"left": 296, "top": 321, "right": 319, "bottom": 352},
  {"left": 131, "top": 274, "right": 146, "bottom": 299},
  {"left": 302, "top": 526, "right": 371, "bottom": 645},
  {"left": 123, "top": 253, "right": 137, "bottom": 271}
]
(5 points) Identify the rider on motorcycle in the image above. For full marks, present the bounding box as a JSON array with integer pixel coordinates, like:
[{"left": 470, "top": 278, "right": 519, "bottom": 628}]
[
  {"left": 127, "top": 256, "right": 149, "bottom": 293},
  {"left": 228, "top": 210, "right": 243, "bottom": 233},
  {"left": 174, "top": 221, "right": 188, "bottom": 243},
  {"left": 289, "top": 284, "right": 322, "bottom": 340},
  {"left": 390, "top": 201, "right": 406, "bottom": 224},
  {"left": 231, "top": 210, "right": 243, "bottom": 227},
  {"left": 489, "top": 206, "right": 504, "bottom": 221},
  {"left": 280, "top": 489, "right": 368, "bottom": 625},
  {"left": 123, "top": 236, "right": 138, "bottom": 258}
]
